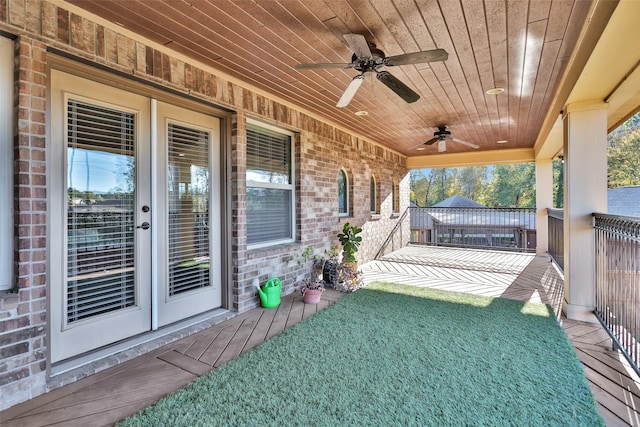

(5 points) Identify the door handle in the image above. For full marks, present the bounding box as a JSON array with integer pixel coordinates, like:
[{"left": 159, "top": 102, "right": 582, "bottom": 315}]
[{"left": 137, "top": 222, "right": 150, "bottom": 230}]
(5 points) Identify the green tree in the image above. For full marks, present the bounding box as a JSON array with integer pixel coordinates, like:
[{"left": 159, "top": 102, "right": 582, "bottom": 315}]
[
  {"left": 450, "top": 166, "right": 490, "bottom": 202},
  {"left": 428, "top": 168, "right": 454, "bottom": 205},
  {"left": 553, "top": 159, "right": 564, "bottom": 208},
  {"left": 608, "top": 115, "right": 640, "bottom": 189},
  {"left": 486, "top": 163, "right": 536, "bottom": 208}
]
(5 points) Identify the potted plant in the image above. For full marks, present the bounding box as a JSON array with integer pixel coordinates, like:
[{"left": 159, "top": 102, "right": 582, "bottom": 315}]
[
  {"left": 337, "top": 222, "right": 362, "bottom": 270},
  {"left": 313, "top": 244, "right": 339, "bottom": 287},
  {"left": 333, "top": 263, "right": 364, "bottom": 293},
  {"left": 295, "top": 277, "right": 325, "bottom": 304}
]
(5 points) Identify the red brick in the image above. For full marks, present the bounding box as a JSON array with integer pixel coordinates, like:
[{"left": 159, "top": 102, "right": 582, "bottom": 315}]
[
  {"left": 56, "top": 7, "right": 69, "bottom": 44},
  {"left": 96, "top": 25, "right": 105, "bottom": 57}
]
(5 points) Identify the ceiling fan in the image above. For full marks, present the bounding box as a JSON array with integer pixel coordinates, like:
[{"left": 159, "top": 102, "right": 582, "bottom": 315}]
[
  {"left": 413, "top": 126, "right": 479, "bottom": 152},
  {"left": 294, "top": 34, "right": 448, "bottom": 108}
]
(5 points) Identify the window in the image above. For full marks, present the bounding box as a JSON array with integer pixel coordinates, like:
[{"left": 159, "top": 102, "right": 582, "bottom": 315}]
[
  {"left": 370, "top": 176, "right": 378, "bottom": 214},
  {"left": 0, "top": 36, "right": 13, "bottom": 291},
  {"left": 392, "top": 179, "right": 400, "bottom": 213},
  {"left": 338, "top": 169, "right": 349, "bottom": 216},
  {"left": 246, "top": 121, "right": 295, "bottom": 246}
]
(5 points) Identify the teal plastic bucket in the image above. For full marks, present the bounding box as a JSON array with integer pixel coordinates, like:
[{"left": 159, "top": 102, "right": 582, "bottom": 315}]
[{"left": 259, "top": 277, "right": 282, "bottom": 308}]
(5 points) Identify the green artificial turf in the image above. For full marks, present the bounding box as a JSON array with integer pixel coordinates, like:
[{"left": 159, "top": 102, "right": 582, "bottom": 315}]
[{"left": 119, "top": 282, "right": 604, "bottom": 427}]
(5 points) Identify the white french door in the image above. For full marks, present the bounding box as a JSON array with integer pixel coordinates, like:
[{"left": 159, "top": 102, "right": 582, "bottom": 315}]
[
  {"left": 50, "top": 71, "right": 152, "bottom": 362},
  {"left": 155, "top": 102, "right": 221, "bottom": 326},
  {"left": 50, "top": 71, "right": 221, "bottom": 363}
]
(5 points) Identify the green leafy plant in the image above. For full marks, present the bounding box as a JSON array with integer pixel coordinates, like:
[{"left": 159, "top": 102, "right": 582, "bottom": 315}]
[{"left": 337, "top": 222, "right": 362, "bottom": 263}]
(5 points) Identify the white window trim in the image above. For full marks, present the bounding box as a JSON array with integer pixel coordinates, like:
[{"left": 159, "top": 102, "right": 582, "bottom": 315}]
[
  {"left": 0, "top": 36, "right": 13, "bottom": 291},
  {"left": 338, "top": 169, "right": 349, "bottom": 217},
  {"left": 246, "top": 118, "right": 296, "bottom": 249}
]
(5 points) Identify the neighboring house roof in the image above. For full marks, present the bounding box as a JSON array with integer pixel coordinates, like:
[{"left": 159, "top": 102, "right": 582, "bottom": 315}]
[
  {"left": 608, "top": 186, "right": 640, "bottom": 217},
  {"left": 432, "top": 195, "right": 486, "bottom": 208}
]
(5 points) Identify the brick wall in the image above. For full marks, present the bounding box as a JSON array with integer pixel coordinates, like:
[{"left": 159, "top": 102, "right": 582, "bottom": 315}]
[
  {"left": 0, "top": 0, "right": 409, "bottom": 410},
  {"left": 0, "top": 35, "right": 48, "bottom": 410}
]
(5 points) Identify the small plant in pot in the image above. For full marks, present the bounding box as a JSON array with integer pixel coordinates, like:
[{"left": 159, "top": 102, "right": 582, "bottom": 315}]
[
  {"left": 295, "top": 277, "right": 325, "bottom": 304},
  {"left": 337, "top": 222, "right": 362, "bottom": 270}
]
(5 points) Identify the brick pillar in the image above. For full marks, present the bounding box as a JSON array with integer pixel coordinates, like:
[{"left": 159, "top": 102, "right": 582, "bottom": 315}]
[{"left": 0, "top": 37, "right": 48, "bottom": 411}]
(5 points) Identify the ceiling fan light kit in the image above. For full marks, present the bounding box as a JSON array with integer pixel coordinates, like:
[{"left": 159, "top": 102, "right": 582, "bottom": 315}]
[{"left": 295, "top": 34, "right": 448, "bottom": 108}]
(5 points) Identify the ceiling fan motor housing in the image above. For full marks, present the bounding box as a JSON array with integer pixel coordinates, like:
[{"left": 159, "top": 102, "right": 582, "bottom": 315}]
[
  {"left": 351, "top": 45, "right": 385, "bottom": 72},
  {"left": 436, "top": 126, "right": 451, "bottom": 139}
]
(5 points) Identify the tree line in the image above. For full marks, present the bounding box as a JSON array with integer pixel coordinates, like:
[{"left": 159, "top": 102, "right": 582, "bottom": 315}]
[{"left": 411, "top": 112, "right": 640, "bottom": 208}]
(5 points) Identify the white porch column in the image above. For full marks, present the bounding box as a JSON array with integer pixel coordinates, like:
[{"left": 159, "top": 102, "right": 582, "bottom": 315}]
[
  {"left": 535, "top": 159, "right": 553, "bottom": 255},
  {"left": 562, "top": 101, "right": 608, "bottom": 322}
]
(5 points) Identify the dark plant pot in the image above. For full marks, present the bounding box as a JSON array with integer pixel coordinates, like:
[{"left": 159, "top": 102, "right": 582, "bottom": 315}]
[{"left": 322, "top": 261, "right": 338, "bottom": 287}]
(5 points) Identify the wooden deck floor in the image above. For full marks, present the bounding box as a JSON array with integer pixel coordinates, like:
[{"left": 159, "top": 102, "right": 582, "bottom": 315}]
[{"left": 2, "top": 246, "right": 638, "bottom": 426}]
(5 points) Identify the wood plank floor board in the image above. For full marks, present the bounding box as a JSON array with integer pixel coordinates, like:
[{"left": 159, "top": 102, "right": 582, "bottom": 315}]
[
  {"left": 197, "top": 320, "right": 245, "bottom": 367},
  {"left": 587, "top": 377, "right": 640, "bottom": 426},
  {"left": 242, "top": 309, "right": 277, "bottom": 353},
  {"left": 266, "top": 297, "right": 295, "bottom": 340},
  {"left": 584, "top": 366, "right": 640, "bottom": 416},
  {"left": 16, "top": 357, "right": 186, "bottom": 417},
  {"left": 157, "top": 350, "right": 213, "bottom": 376},
  {"left": 214, "top": 318, "right": 260, "bottom": 368},
  {"left": 597, "top": 403, "right": 631, "bottom": 427},
  {"left": 180, "top": 328, "right": 223, "bottom": 359},
  {"left": 285, "top": 296, "right": 305, "bottom": 329},
  {"left": 3, "top": 370, "right": 195, "bottom": 427}
]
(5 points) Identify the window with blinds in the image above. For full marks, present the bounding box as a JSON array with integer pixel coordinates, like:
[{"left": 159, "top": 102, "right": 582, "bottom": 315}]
[
  {"left": 168, "top": 123, "right": 211, "bottom": 296},
  {"left": 66, "top": 99, "right": 136, "bottom": 323},
  {"left": 246, "top": 123, "right": 294, "bottom": 245}
]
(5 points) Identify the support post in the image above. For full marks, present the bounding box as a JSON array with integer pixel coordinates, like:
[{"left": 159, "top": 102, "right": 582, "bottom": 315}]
[{"left": 562, "top": 101, "right": 608, "bottom": 322}]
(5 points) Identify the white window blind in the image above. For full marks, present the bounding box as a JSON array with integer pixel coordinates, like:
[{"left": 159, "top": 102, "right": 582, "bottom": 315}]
[
  {"left": 246, "top": 123, "right": 294, "bottom": 245},
  {"left": 168, "top": 123, "right": 211, "bottom": 296},
  {"left": 0, "top": 37, "right": 13, "bottom": 291},
  {"left": 66, "top": 99, "right": 136, "bottom": 323}
]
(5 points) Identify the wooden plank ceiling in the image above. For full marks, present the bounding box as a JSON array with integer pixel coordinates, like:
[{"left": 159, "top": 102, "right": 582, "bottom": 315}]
[{"left": 68, "top": 0, "right": 593, "bottom": 157}]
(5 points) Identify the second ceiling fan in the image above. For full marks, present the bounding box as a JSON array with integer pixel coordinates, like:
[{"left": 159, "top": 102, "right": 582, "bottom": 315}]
[
  {"left": 295, "top": 34, "right": 448, "bottom": 107},
  {"left": 413, "top": 126, "right": 479, "bottom": 152}
]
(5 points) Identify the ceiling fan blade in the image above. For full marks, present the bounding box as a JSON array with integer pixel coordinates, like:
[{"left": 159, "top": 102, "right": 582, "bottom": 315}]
[
  {"left": 295, "top": 63, "right": 353, "bottom": 70},
  {"left": 376, "top": 71, "right": 420, "bottom": 103},
  {"left": 336, "top": 74, "right": 365, "bottom": 108},
  {"left": 343, "top": 34, "right": 372, "bottom": 59},
  {"left": 424, "top": 136, "right": 440, "bottom": 145},
  {"left": 438, "top": 140, "right": 447, "bottom": 152},
  {"left": 384, "top": 49, "right": 449, "bottom": 66},
  {"left": 452, "top": 137, "right": 479, "bottom": 149}
]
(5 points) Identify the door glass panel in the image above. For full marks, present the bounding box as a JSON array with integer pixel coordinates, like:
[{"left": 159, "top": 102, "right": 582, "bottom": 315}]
[
  {"left": 66, "top": 100, "right": 136, "bottom": 323},
  {"left": 168, "top": 123, "right": 211, "bottom": 296}
]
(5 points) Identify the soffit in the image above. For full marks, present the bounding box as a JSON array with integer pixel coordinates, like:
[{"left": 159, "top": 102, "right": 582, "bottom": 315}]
[{"left": 65, "top": 0, "right": 611, "bottom": 160}]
